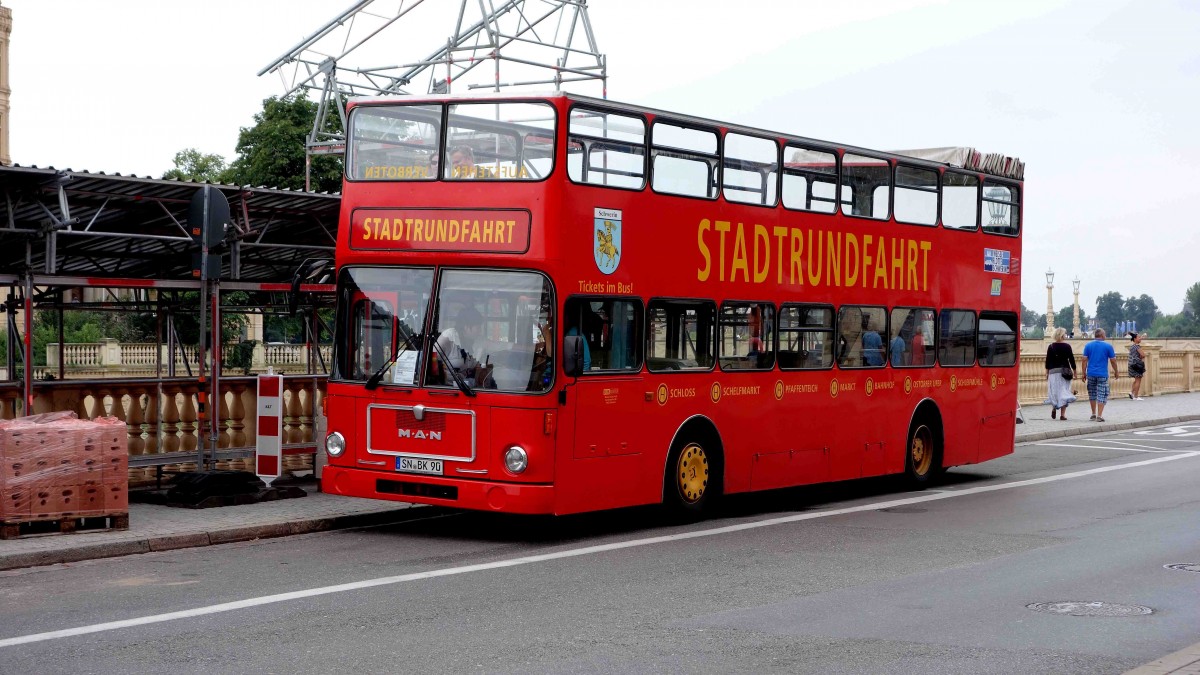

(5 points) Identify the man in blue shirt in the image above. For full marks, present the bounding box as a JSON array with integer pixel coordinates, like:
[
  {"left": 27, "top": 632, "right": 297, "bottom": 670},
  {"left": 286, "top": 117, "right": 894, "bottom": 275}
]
[
  {"left": 862, "top": 316, "right": 884, "bottom": 367},
  {"left": 1081, "top": 329, "right": 1120, "bottom": 422}
]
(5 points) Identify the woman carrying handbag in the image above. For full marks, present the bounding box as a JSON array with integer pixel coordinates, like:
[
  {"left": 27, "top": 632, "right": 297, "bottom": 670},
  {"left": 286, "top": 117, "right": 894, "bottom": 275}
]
[{"left": 1045, "top": 327, "right": 1078, "bottom": 420}]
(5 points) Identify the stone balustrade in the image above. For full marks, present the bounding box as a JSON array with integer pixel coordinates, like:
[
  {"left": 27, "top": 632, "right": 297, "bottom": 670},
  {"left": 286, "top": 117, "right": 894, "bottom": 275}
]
[
  {"left": 0, "top": 376, "right": 324, "bottom": 486},
  {"left": 36, "top": 340, "right": 332, "bottom": 377}
]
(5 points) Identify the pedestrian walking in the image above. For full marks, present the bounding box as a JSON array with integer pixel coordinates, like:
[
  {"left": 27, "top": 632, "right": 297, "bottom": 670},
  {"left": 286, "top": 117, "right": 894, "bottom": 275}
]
[
  {"left": 1082, "top": 328, "right": 1119, "bottom": 422},
  {"left": 1044, "top": 327, "right": 1077, "bottom": 420},
  {"left": 1127, "top": 332, "right": 1147, "bottom": 400}
]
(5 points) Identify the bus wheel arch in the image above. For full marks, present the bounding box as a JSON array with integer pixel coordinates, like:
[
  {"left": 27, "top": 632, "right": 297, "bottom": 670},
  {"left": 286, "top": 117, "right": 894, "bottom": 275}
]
[
  {"left": 905, "top": 399, "right": 944, "bottom": 487},
  {"left": 662, "top": 415, "right": 724, "bottom": 515}
]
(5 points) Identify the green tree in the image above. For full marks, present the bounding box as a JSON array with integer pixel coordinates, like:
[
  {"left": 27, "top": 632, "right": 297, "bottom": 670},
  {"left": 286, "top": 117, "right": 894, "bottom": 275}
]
[
  {"left": 1149, "top": 313, "right": 1198, "bottom": 338},
  {"left": 1122, "top": 294, "right": 1158, "bottom": 334},
  {"left": 1020, "top": 302, "right": 1040, "bottom": 328},
  {"left": 221, "top": 95, "right": 343, "bottom": 193},
  {"left": 163, "top": 148, "right": 227, "bottom": 182},
  {"left": 1184, "top": 281, "right": 1200, "bottom": 317},
  {"left": 1054, "top": 305, "right": 1089, "bottom": 335},
  {"left": 1094, "top": 292, "right": 1124, "bottom": 334}
]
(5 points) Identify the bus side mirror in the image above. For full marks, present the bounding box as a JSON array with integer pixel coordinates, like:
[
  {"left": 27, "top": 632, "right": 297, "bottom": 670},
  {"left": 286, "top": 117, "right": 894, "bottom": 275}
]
[{"left": 563, "top": 335, "right": 585, "bottom": 377}]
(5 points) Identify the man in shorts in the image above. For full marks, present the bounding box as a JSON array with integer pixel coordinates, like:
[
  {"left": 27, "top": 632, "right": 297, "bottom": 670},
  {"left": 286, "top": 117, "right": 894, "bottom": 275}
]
[{"left": 1082, "top": 328, "right": 1120, "bottom": 422}]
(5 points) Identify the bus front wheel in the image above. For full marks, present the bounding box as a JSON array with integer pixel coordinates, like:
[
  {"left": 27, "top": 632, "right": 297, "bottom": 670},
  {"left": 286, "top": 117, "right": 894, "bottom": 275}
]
[
  {"left": 905, "top": 419, "right": 940, "bottom": 487},
  {"left": 664, "top": 438, "right": 718, "bottom": 516}
]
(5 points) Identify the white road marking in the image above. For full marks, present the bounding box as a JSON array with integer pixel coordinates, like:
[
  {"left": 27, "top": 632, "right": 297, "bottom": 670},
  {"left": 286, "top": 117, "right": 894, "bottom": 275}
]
[
  {"left": 1103, "top": 440, "right": 1188, "bottom": 451},
  {"left": 2, "top": 450, "right": 1198, "bottom": 649},
  {"left": 1034, "top": 442, "right": 1177, "bottom": 453}
]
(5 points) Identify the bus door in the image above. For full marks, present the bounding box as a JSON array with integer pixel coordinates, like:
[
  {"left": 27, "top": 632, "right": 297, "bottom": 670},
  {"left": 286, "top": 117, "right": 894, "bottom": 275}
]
[{"left": 558, "top": 299, "right": 647, "bottom": 510}]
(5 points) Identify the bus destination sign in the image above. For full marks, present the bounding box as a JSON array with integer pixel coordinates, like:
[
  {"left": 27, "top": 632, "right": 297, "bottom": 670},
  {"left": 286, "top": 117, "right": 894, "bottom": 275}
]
[{"left": 350, "top": 208, "right": 531, "bottom": 254}]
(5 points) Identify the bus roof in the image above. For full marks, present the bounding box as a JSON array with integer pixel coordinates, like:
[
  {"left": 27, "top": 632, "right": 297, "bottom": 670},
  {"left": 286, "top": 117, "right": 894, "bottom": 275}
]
[{"left": 347, "top": 92, "right": 1025, "bottom": 181}]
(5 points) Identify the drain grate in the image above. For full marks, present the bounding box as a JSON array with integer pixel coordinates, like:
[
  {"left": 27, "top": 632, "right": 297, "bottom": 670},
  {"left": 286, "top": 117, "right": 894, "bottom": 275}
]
[
  {"left": 1165, "top": 563, "right": 1200, "bottom": 573},
  {"left": 1026, "top": 601, "right": 1153, "bottom": 617}
]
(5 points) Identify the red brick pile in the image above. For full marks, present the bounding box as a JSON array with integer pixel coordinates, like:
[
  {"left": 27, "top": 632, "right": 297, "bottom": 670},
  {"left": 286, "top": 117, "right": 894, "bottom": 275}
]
[{"left": 0, "top": 412, "right": 129, "bottom": 523}]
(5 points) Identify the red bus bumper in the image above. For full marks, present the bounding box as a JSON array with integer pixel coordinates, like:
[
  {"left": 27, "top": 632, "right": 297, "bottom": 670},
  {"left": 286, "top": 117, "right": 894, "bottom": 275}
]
[{"left": 322, "top": 465, "right": 557, "bottom": 514}]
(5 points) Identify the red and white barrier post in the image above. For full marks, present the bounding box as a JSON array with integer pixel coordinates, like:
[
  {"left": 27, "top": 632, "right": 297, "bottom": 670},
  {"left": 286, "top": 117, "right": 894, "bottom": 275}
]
[{"left": 256, "top": 372, "right": 284, "bottom": 487}]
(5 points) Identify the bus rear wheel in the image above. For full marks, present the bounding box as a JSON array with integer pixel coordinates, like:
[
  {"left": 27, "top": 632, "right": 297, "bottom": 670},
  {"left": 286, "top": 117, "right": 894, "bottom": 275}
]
[
  {"left": 905, "top": 419, "right": 939, "bottom": 487},
  {"left": 664, "top": 439, "right": 717, "bottom": 516}
]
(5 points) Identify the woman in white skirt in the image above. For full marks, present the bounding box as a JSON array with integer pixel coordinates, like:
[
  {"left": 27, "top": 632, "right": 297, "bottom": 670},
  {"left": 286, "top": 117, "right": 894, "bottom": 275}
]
[{"left": 1044, "top": 327, "right": 1078, "bottom": 420}]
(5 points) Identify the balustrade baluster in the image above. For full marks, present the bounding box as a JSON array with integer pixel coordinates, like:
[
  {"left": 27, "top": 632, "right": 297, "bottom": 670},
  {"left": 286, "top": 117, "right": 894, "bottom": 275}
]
[{"left": 178, "top": 384, "right": 198, "bottom": 472}]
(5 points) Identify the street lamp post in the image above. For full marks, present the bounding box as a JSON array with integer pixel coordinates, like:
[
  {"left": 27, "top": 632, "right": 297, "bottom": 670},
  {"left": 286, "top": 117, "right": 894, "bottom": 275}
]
[
  {"left": 1045, "top": 269, "right": 1055, "bottom": 335},
  {"left": 1072, "top": 277, "right": 1081, "bottom": 337}
]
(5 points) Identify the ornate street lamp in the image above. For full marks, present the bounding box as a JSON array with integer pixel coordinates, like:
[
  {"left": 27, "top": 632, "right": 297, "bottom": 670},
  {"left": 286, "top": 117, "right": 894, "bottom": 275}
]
[
  {"left": 1045, "top": 269, "right": 1055, "bottom": 334},
  {"left": 1071, "top": 277, "right": 1081, "bottom": 337}
]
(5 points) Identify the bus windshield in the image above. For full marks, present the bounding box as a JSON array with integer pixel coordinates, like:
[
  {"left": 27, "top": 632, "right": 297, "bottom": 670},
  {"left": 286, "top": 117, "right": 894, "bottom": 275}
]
[
  {"left": 427, "top": 269, "right": 554, "bottom": 394},
  {"left": 335, "top": 266, "right": 435, "bottom": 386}
]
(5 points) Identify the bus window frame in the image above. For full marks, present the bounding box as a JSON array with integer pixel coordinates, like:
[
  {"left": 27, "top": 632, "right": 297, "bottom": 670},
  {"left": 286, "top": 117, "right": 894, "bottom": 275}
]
[
  {"left": 839, "top": 151, "right": 893, "bottom": 221},
  {"left": 566, "top": 103, "right": 649, "bottom": 192},
  {"left": 345, "top": 102, "right": 445, "bottom": 184},
  {"left": 937, "top": 307, "right": 978, "bottom": 368},
  {"left": 562, "top": 295, "right": 646, "bottom": 375},
  {"left": 977, "top": 311, "right": 1020, "bottom": 367},
  {"left": 778, "top": 302, "right": 835, "bottom": 371},
  {"left": 940, "top": 169, "right": 981, "bottom": 232},
  {"left": 893, "top": 163, "right": 939, "bottom": 227},
  {"left": 645, "top": 297, "right": 717, "bottom": 373},
  {"left": 649, "top": 119, "right": 722, "bottom": 201},
  {"left": 981, "top": 179, "right": 1021, "bottom": 238},
  {"left": 781, "top": 143, "right": 840, "bottom": 215},
  {"left": 443, "top": 100, "right": 560, "bottom": 183},
  {"left": 887, "top": 305, "right": 937, "bottom": 369},
  {"left": 718, "top": 300, "right": 777, "bottom": 372},
  {"left": 836, "top": 304, "right": 888, "bottom": 369},
  {"left": 721, "top": 132, "right": 780, "bottom": 208}
]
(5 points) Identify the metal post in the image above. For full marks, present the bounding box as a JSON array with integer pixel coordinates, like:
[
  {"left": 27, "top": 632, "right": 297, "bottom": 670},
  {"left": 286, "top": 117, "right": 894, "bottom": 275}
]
[
  {"left": 57, "top": 291, "right": 65, "bottom": 381},
  {"left": 22, "top": 273, "right": 32, "bottom": 413},
  {"left": 209, "top": 285, "right": 221, "bottom": 468}
]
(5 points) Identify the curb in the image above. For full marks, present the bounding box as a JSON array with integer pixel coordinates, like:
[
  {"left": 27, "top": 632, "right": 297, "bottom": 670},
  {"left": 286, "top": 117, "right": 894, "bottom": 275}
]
[
  {"left": 0, "top": 507, "right": 423, "bottom": 572},
  {"left": 1016, "top": 414, "right": 1200, "bottom": 444}
]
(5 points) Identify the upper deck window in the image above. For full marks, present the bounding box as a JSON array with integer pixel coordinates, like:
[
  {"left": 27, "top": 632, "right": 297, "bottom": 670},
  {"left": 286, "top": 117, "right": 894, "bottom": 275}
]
[
  {"left": 894, "top": 165, "right": 938, "bottom": 226},
  {"left": 982, "top": 181, "right": 1020, "bottom": 236},
  {"left": 651, "top": 122, "right": 719, "bottom": 199},
  {"left": 942, "top": 171, "right": 980, "bottom": 231},
  {"left": 782, "top": 146, "right": 838, "bottom": 214},
  {"left": 445, "top": 102, "right": 556, "bottom": 181},
  {"left": 567, "top": 107, "right": 647, "bottom": 190},
  {"left": 348, "top": 104, "right": 442, "bottom": 181},
  {"left": 346, "top": 101, "right": 556, "bottom": 182},
  {"left": 722, "top": 134, "right": 779, "bottom": 207},
  {"left": 841, "top": 153, "right": 891, "bottom": 220}
]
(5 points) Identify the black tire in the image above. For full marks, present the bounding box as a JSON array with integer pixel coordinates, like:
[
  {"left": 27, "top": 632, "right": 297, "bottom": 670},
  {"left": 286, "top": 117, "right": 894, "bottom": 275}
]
[
  {"left": 904, "top": 417, "right": 940, "bottom": 487},
  {"left": 663, "top": 436, "right": 720, "bottom": 516}
]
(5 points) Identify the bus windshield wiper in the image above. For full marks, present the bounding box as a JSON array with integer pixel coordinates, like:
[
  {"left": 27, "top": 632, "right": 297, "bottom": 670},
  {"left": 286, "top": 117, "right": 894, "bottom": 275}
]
[
  {"left": 429, "top": 332, "right": 476, "bottom": 397},
  {"left": 365, "top": 324, "right": 421, "bottom": 391}
]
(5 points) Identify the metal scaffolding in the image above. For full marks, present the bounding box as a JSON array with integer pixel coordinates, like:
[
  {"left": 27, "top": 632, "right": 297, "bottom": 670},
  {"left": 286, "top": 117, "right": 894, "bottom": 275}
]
[{"left": 258, "top": 0, "right": 606, "bottom": 159}]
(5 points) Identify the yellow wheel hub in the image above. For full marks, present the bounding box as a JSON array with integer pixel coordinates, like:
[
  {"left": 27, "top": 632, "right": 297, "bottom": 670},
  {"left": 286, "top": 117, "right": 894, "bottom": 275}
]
[
  {"left": 677, "top": 443, "right": 709, "bottom": 503},
  {"left": 911, "top": 425, "right": 933, "bottom": 476}
]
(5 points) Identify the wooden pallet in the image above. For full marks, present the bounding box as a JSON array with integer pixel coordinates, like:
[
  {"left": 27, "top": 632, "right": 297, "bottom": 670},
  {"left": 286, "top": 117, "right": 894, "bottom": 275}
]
[{"left": 0, "top": 513, "right": 129, "bottom": 540}]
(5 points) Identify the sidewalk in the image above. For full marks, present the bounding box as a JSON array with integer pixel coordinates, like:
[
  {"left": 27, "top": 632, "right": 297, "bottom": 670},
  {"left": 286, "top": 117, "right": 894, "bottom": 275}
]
[{"left": 2, "top": 392, "right": 1198, "bottom": 573}]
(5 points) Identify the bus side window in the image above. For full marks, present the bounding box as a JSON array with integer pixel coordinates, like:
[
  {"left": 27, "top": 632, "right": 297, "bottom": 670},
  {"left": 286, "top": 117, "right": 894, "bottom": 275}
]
[
  {"left": 889, "top": 307, "right": 936, "bottom": 368},
  {"left": 563, "top": 297, "right": 644, "bottom": 372},
  {"left": 719, "top": 302, "right": 776, "bottom": 371},
  {"left": 646, "top": 299, "right": 715, "bottom": 372},
  {"left": 841, "top": 153, "right": 891, "bottom": 220},
  {"left": 837, "top": 305, "right": 887, "bottom": 368},
  {"left": 778, "top": 304, "right": 834, "bottom": 370},
  {"left": 938, "top": 309, "right": 977, "bottom": 366},
  {"left": 978, "top": 312, "right": 1018, "bottom": 366}
]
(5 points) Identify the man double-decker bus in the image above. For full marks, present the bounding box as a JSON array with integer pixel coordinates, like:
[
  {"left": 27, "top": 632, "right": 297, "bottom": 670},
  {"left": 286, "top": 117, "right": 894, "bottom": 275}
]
[{"left": 321, "top": 92, "right": 1024, "bottom": 516}]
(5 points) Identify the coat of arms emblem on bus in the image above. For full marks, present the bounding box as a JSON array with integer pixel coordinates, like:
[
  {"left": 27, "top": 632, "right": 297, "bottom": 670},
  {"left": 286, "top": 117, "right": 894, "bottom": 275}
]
[{"left": 593, "top": 207, "right": 622, "bottom": 274}]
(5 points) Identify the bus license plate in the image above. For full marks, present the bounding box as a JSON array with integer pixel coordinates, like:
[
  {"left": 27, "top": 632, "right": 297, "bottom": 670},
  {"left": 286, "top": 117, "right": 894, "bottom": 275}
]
[{"left": 396, "top": 456, "right": 443, "bottom": 475}]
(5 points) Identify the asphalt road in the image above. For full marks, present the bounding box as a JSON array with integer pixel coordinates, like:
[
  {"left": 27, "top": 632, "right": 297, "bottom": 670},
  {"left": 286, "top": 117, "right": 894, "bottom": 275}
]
[{"left": 2, "top": 424, "right": 1199, "bottom": 674}]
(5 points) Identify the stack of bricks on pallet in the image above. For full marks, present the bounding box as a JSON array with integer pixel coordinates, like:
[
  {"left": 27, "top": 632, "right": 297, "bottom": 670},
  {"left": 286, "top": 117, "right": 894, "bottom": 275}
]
[{"left": 0, "top": 411, "right": 129, "bottom": 523}]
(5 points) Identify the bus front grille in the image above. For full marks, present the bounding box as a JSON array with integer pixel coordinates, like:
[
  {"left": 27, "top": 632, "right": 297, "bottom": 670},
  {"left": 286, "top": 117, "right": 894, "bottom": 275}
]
[{"left": 376, "top": 479, "right": 458, "bottom": 501}]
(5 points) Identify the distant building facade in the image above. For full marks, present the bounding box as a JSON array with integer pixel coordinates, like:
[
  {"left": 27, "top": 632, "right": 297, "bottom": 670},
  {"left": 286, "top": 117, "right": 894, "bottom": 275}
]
[{"left": 0, "top": 1, "right": 10, "bottom": 165}]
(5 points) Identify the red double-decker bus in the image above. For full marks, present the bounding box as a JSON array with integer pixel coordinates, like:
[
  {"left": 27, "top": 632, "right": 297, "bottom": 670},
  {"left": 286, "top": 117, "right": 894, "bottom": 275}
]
[{"left": 321, "top": 93, "right": 1024, "bottom": 516}]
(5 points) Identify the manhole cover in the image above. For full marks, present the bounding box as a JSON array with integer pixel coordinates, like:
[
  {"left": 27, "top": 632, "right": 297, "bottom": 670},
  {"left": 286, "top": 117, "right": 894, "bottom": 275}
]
[
  {"left": 1026, "top": 601, "right": 1153, "bottom": 617},
  {"left": 1165, "top": 563, "right": 1200, "bottom": 573}
]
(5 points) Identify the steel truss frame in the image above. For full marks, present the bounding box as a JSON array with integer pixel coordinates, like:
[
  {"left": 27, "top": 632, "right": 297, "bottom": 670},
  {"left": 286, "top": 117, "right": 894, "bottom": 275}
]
[{"left": 258, "top": 0, "right": 606, "bottom": 162}]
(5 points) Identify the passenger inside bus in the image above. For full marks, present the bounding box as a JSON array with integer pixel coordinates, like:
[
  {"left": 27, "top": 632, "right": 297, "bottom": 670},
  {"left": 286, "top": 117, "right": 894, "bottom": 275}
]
[
  {"left": 449, "top": 145, "right": 494, "bottom": 179},
  {"left": 435, "top": 306, "right": 493, "bottom": 387},
  {"left": 862, "top": 316, "right": 884, "bottom": 366}
]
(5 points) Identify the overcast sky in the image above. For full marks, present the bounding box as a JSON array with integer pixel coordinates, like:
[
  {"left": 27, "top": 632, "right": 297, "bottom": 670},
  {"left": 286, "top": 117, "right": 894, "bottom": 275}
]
[{"left": 6, "top": 0, "right": 1198, "bottom": 318}]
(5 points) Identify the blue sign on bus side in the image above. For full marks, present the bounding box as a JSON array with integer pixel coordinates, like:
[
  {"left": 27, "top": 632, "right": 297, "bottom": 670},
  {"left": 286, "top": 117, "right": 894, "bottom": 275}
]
[{"left": 984, "top": 248, "right": 1011, "bottom": 274}]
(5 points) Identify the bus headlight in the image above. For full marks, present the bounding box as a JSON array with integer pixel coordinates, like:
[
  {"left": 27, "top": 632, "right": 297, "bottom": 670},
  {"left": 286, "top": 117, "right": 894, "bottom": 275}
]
[
  {"left": 326, "top": 431, "right": 346, "bottom": 457},
  {"left": 504, "top": 445, "right": 528, "bottom": 474}
]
